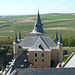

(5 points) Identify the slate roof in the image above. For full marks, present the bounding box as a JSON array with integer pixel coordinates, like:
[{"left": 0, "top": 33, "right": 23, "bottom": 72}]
[
  {"left": 11, "top": 68, "right": 75, "bottom": 75},
  {"left": 19, "top": 35, "right": 57, "bottom": 49},
  {"left": 3, "top": 59, "right": 15, "bottom": 75},
  {"left": 3, "top": 51, "right": 30, "bottom": 75},
  {"left": 28, "top": 37, "right": 50, "bottom": 51},
  {"left": 63, "top": 52, "right": 75, "bottom": 68},
  {"left": 13, "top": 51, "right": 30, "bottom": 68}
]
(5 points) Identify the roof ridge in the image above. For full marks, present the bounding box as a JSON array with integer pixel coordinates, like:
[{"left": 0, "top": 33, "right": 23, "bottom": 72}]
[
  {"left": 28, "top": 36, "right": 50, "bottom": 51},
  {"left": 36, "top": 36, "right": 49, "bottom": 49},
  {"left": 63, "top": 52, "right": 75, "bottom": 67},
  {"left": 40, "top": 36, "right": 50, "bottom": 49}
]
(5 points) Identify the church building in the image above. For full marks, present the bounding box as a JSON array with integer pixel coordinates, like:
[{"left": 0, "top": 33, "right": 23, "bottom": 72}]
[
  {"left": 13, "top": 10, "right": 63, "bottom": 68},
  {"left": 3, "top": 10, "right": 63, "bottom": 75}
]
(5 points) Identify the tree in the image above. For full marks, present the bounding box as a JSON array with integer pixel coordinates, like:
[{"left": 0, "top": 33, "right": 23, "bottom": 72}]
[{"left": 68, "top": 38, "right": 75, "bottom": 47}]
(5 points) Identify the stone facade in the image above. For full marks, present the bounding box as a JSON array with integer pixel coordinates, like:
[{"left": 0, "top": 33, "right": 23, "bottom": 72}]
[
  {"left": 29, "top": 51, "right": 51, "bottom": 68},
  {"left": 13, "top": 43, "right": 63, "bottom": 68},
  {"left": 51, "top": 49, "right": 58, "bottom": 63}
]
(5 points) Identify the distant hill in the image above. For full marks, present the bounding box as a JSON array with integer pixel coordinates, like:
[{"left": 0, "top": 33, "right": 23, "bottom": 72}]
[{"left": 0, "top": 13, "right": 75, "bottom": 38}]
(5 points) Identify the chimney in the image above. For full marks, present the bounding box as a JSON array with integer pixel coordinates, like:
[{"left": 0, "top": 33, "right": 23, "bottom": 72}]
[
  {"left": 57, "top": 63, "right": 62, "bottom": 68},
  {"left": 0, "top": 71, "right": 2, "bottom": 75},
  {"left": 14, "top": 70, "right": 18, "bottom": 75},
  {"left": 14, "top": 53, "right": 16, "bottom": 59}
]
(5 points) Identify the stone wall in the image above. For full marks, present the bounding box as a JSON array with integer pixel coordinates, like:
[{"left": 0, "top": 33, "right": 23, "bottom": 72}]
[
  {"left": 51, "top": 49, "right": 58, "bottom": 63},
  {"left": 29, "top": 51, "right": 51, "bottom": 68}
]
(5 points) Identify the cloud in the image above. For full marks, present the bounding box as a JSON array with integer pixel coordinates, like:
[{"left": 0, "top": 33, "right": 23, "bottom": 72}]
[
  {"left": 51, "top": 5, "right": 65, "bottom": 8},
  {"left": 63, "top": 0, "right": 67, "bottom": 2},
  {"left": 49, "top": 3, "right": 65, "bottom": 9},
  {"left": 10, "top": 5, "right": 19, "bottom": 8},
  {"left": 0, "top": 6, "right": 8, "bottom": 9}
]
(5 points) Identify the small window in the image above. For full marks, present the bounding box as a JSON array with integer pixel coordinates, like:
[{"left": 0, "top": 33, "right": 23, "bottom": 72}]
[
  {"left": 42, "top": 53, "right": 44, "bottom": 57},
  {"left": 42, "top": 59, "right": 44, "bottom": 62},
  {"left": 35, "top": 53, "right": 37, "bottom": 57},
  {"left": 35, "top": 67, "right": 37, "bottom": 68},
  {"left": 19, "top": 46, "right": 22, "bottom": 48},
  {"left": 36, "top": 25, "right": 37, "bottom": 27},
  {"left": 35, "top": 59, "right": 37, "bottom": 62}
]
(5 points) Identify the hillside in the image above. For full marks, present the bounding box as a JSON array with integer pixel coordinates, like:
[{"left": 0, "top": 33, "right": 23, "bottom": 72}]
[
  {"left": 0, "top": 13, "right": 75, "bottom": 70},
  {"left": 0, "top": 13, "right": 75, "bottom": 39}
]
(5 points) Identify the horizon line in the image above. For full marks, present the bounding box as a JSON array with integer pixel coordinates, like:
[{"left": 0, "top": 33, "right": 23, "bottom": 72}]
[{"left": 0, "top": 12, "right": 75, "bottom": 16}]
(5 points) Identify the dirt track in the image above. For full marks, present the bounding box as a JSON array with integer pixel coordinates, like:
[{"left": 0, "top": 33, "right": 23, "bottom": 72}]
[
  {"left": 17, "top": 17, "right": 35, "bottom": 23},
  {"left": 44, "top": 27, "right": 75, "bottom": 30}
]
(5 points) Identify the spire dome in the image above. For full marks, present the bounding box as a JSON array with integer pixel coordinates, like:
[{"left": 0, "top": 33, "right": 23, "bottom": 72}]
[
  {"left": 18, "top": 32, "right": 21, "bottom": 41},
  {"left": 14, "top": 33, "right": 18, "bottom": 43},
  {"left": 59, "top": 34, "right": 63, "bottom": 44},
  {"left": 31, "top": 10, "right": 45, "bottom": 34},
  {"left": 55, "top": 32, "right": 58, "bottom": 41}
]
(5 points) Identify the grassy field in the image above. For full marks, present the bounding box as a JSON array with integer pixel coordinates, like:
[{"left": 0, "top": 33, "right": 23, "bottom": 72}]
[
  {"left": 63, "top": 47, "right": 75, "bottom": 61},
  {"left": 0, "top": 13, "right": 75, "bottom": 66},
  {"left": 0, "top": 13, "right": 75, "bottom": 39}
]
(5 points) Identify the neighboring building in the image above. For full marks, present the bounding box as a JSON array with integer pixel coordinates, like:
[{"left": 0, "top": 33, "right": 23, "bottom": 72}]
[
  {"left": 63, "top": 52, "right": 75, "bottom": 68},
  {"left": 10, "top": 68, "right": 75, "bottom": 75},
  {"left": 3, "top": 10, "right": 63, "bottom": 75}
]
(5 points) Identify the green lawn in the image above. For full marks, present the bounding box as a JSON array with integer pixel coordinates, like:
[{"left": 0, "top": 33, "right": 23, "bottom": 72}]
[{"left": 63, "top": 47, "right": 75, "bottom": 61}]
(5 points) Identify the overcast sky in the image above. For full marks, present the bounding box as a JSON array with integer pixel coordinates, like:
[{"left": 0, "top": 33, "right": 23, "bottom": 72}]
[{"left": 0, "top": 0, "right": 75, "bottom": 15}]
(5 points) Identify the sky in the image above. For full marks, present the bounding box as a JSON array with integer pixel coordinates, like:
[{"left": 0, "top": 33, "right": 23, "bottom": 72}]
[{"left": 0, "top": 0, "right": 75, "bottom": 15}]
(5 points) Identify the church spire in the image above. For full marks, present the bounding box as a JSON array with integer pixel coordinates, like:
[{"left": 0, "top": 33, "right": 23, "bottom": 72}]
[
  {"left": 59, "top": 34, "right": 63, "bottom": 44},
  {"left": 35, "top": 10, "right": 42, "bottom": 26},
  {"left": 55, "top": 32, "right": 58, "bottom": 41},
  {"left": 31, "top": 10, "right": 45, "bottom": 34},
  {"left": 14, "top": 33, "right": 18, "bottom": 43},
  {"left": 18, "top": 32, "right": 21, "bottom": 41}
]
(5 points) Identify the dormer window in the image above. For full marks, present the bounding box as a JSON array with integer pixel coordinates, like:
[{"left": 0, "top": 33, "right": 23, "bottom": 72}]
[
  {"left": 19, "top": 46, "right": 22, "bottom": 48},
  {"left": 20, "top": 65, "right": 24, "bottom": 68},
  {"left": 24, "top": 60, "right": 27, "bottom": 63},
  {"left": 38, "top": 44, "right": 41, "bottom": 48},
  {"left": 36, "top": 25, "right": 37, "bottom": 27},
  {"left": 38, "top": 44, "right": 44, "bottom": 50}
]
